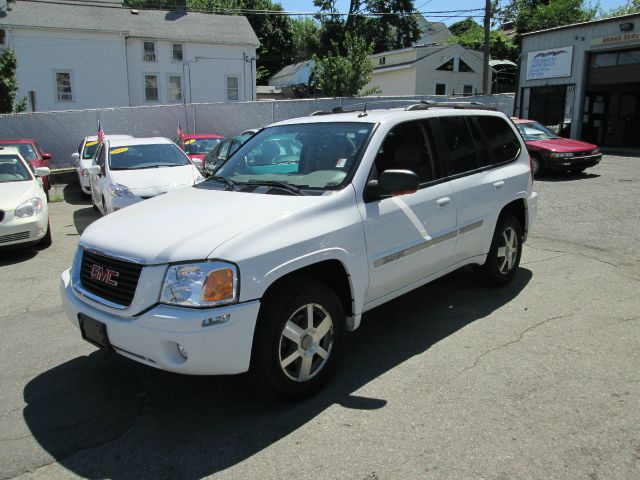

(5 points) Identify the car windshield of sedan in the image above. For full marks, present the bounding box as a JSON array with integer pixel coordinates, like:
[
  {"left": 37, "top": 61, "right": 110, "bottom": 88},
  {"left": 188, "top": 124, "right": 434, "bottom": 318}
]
[
  {"left": 109, "top": 144, "right": 191, "bottom": 170},
  {"left": 2, "top": 143, "right": 37, "bottom": 161},
  {"left": 184, "top": 138, "right": 221, "bottom": 154},
  {"left": 82, "top": 141, "right": 100, "bottom": 159},
  {"left": 0, "top": 156, "right": 32, "bottom": 183},
  {"left": 212, "top": 122, "right": 374, "bottom": 191},
  {"left": 517, "top": 122, "right": 560, "bottom": 141}
]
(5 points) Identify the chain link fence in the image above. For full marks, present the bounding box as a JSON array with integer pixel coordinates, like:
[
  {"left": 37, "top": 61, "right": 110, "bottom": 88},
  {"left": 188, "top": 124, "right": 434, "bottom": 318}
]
[{"left": 0, "top": 94, "right": 514, "bottom": 171}]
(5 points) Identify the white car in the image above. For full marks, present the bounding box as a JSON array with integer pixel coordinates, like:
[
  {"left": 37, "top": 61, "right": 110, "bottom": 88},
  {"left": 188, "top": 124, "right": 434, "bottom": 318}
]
[
  {"left": 61, "top": 105, "right": 538, "bottom": 400},
  {"left": 87, "top": 137, "right": 204, "bottom": 215},
  {"left": 73, "top": 135, "right": 134, "bottom": 195},
  {"left": 0, "top": 147, "right": 51, "bottom": 248}
]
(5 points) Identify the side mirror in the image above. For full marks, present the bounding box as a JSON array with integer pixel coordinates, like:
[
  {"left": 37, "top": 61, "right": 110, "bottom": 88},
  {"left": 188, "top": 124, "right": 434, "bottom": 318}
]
[
  {"left": 71, "top": 152, "right": 80, "bottom": 160},
  {"left": 87, "top": 165, "right": 102, "bottom": 176},
  {"left": 365, "top": 169, "right": 419, "bottom": 201},
  {"left": 35, "top": 167, "right": 51, "bottom": 177},
  {"left": 42, "top": 153, "right": 52, "bottom": 160}
]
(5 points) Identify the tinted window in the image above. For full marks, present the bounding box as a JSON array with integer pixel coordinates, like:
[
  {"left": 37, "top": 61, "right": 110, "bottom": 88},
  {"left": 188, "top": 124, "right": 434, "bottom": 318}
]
[
  {"left": 475, "top": 116, "right": 521, "bottom": 164},
  {"left": 183, "top": 138, "right": 221, "bottom": 154},
  {"left": 439, "top": 117, "right": 478, "bottom": 175},
  {"left": 0, "top": 155, "right": 32, "bottom": 182},
  {"left": 82, "top": 140, "right": 100, "bottom": 159},
  {"left": 2, "top": 143, "right": 37, "bottom": 161},
  {"left": 109, "top": 144, "right": 190, "bottom": 170}
]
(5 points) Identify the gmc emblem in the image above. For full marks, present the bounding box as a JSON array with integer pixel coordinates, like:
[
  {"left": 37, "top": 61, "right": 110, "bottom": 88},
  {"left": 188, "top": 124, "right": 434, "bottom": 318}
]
[{"left": 90, "top": 264, "right": 119, "bottom": 286}]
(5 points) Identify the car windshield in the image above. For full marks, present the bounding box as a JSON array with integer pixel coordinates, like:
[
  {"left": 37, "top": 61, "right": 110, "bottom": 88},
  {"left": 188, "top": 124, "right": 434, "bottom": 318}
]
[
  {"left": 213, "top": 122, "right": 374, "bottom": 190},
  {"left": 184, "top": 138, "right": 221, "bottom": 154},
  {"left": 109, "top": 143, "right": 191, "bottom": 170},
  {"left": 0, "top": 155, "right": 32, "bottom": 183},
  {"left": 82, "top": 140, "right": 100, "bottom": 159},
  {"left": 2, "top": 143, "right": 37, "bottom": 161},
  {"left": 516, "top": 122, "right": 560, "bottom": 141}
]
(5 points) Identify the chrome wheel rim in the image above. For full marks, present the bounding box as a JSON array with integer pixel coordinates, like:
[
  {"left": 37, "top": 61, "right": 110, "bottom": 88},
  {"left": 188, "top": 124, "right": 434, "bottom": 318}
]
[
  {"left": 496, "top": 226, "right": 519, "bottom": 274},
  {"left": 278, "top": 303, "right": 334, "bottom": 382}
]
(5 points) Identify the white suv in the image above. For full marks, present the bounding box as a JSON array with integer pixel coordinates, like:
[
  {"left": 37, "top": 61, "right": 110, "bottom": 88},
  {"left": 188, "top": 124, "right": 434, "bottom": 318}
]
[{"left": 61, "top": 104, "right": 538, "bottom": 399}]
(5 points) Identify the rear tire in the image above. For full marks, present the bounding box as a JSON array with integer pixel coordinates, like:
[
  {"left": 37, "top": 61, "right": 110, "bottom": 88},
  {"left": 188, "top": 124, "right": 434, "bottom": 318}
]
[
  {"left": 250, "top": 277, "right": 346, "bottom": 401},
  {"left": 479, "top": 214, "right": 522, "bottom": 287}
]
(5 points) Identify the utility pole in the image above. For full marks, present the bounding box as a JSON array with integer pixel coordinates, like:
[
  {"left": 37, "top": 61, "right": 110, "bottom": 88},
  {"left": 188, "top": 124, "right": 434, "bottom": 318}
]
[{"left": 483, "top": 0, "right": 491, "bottom": 95}]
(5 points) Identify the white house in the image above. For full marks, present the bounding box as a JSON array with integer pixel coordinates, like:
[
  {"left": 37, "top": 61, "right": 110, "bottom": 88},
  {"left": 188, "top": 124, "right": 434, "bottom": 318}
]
[
  {"left": 415, "top": 17, "right": 453, "bottom": 45},
  {"left": 364, "top": 43, "right": 490, "bottom": 97},
  {"left": 0, "top": 1, "right": 259, "bottom": 111},
  {"left": 268, "top": 61, "right": 315, "bottom": 88}
]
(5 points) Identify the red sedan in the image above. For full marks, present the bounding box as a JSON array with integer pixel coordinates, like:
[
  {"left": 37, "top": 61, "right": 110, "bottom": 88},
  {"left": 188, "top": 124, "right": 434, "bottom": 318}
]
[
  {"left": 512, "top": 118, "right": 601, "bottom": 176},
  {"left": 174, "top": 134, "right": 223, "bottom": 172},
  {"left": 0, "top": 139, "right": 52, "bottom": 198}
]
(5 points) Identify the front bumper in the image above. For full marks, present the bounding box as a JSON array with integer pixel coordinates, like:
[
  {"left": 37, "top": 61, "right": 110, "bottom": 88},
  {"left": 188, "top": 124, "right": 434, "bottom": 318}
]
[
  {"left": 77, "top": 172, "right": 91, "bottom": 194},
  {"left": 60, "top": 269, "right": 261, "bottom": 375},
  {"left": 546, "top": 153, "right": 601, "bottom": 170},
  {"left": 0, "top": 210, "right": 48, "bottom": 247}
]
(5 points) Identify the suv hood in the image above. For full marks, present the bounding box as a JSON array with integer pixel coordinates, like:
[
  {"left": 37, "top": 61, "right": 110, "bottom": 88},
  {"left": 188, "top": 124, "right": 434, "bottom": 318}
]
[
  {"left": 110, "top": 165, "right": 198, "bottom": 196},
  {"left": 80, "top": 187, "right": 323, "bottom": 264},
  {"left": 0, "top": 181, "right": 37, "bottom": 211},
  {"left": 526, "top": 137, "right": 598, "bottom": 152}
]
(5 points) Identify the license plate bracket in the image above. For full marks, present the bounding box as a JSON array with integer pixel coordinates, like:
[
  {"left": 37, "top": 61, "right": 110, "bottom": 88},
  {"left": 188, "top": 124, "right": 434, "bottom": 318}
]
[{"left": 78, "top": 313, "right": 113, "bottom": 352}]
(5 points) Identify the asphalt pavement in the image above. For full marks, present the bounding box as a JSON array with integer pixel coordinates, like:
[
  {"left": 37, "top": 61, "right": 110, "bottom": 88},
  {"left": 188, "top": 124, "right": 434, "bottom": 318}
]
[{"left": 0, "top": 156, "right": 638, "bottom": 479}]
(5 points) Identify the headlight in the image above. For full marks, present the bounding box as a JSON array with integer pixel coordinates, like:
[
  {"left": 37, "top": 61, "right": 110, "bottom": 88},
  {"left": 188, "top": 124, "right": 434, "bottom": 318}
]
[
  {"left": 550, "top": 152, "right": 573, "bottom": 158},
  {"left": 15, "top": 197, "right": 44, "bottom": 218},
  {"left": 160, "top": 262, "right": 238, "bottom": 308},
  {"left": 108, "top": 182, "right": 134, "bottom": 198}
]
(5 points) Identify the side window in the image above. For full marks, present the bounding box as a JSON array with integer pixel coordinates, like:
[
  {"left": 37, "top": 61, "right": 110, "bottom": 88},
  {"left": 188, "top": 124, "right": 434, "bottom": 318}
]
[
  {"left": 475, "top": 116, "right": 521, "bottom": 164},
  {"left": 372, "top": 120, "right": 437, "bottom": 184},
  {"left": 438, "top": 116, "right": 479, "bottom": 176},
  {"left": 96, "top": 145, "right": 106, "bottom": 169},
  {"left": 218, "top": 141, "right": 231, "bottom": 160},
  {"left": 467, "top": 118, "right": 491, "bottom": 167}
]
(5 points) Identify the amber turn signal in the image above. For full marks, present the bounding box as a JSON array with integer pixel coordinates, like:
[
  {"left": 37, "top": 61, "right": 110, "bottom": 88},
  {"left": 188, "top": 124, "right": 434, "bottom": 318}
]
[{"left": 202, "top": 268, "right": 235, "bottom": 302}]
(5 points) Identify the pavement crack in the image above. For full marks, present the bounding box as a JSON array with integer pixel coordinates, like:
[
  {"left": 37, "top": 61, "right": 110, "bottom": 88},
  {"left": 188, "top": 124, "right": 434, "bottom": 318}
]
[
  {"left": 606, "top": 315, "right": 640, "bottom": 326},
  {"left": 521, "top": 253, "right": 569, "bottom": 265},
  {"left": 526, "top": 241, "right": 620, "bottom": 269},
  {"left": 459, "top": 312, "right": 576, "bottom": 374}
]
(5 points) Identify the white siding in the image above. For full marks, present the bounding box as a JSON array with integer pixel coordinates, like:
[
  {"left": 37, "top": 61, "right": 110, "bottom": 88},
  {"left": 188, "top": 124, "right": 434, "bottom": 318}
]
[
  {"left": 415, "top": 45, "right": 486, "bottom": 96},
  {"left": 11, "top": 28, "right": 128, "bottom": 111},
  {"left": 365, "top": 67, "right": 417, "bottom": 95}
]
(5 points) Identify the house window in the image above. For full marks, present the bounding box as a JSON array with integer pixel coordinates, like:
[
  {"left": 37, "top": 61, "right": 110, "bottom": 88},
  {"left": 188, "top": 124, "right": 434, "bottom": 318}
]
[
  {"left": 459, "top": 59, "right": 474, "bottom": 72},
  {"left": 0, "top": 29, "right": 5, "bottom": 46},
  {"left": 226, "top": 76, "right": 239, "bottom": 101},
  {"left": 463, "top": 85, "right": 473, "bottom": 96},
  {"left": 168, "top": 75, "right": 182, "bottom": 102},
  {"left": 143, "top": 41, "right": 156, "bottom": 62},
  {"left": 55, "top": 71, "right": 73, "bottom": 102},
  {"left": 145, "top": 74, "right": 159, "bottom": 101},
  {"left": 435, "top": 83, "right": 446, "bottom": 95},
  {"left": 172, "top": 44, "right": 183, "bottom": 62},
  {"left": 436, "top": 58, "right": 454, "bottom": 71},
  {"left": 379, "top": 57, "right": 386, "bottom": 66}
]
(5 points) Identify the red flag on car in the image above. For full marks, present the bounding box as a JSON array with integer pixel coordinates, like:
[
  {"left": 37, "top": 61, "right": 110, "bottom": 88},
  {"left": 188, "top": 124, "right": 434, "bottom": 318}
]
[
  {"left": 97, "top": 121, "right": 104, "bottom": 143},
  {"left": 178, "top": 123, "right": 185, "bottom": 140}
]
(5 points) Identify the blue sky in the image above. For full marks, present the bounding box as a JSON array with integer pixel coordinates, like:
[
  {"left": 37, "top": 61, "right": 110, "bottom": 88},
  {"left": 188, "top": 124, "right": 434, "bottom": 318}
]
[{"left": 279, "top": 0, "right": 629, "bottom": 25}]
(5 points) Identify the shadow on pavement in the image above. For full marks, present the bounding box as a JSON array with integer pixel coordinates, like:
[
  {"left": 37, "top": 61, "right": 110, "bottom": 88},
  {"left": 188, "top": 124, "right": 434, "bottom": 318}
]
[
  {"left": 72, "top": 207, "right": 101, "bottom": 236},
  {"left": 0, "top": 247, "right": 39, "bottom": 267},
  {"left": 23, "top": 267, "right": 532, "bottom": 479},
  {"left": 538, "top": 172, "right": 600, "bottom": 182},
  {"left": 63, "top": 183, "right": 92, "bottom": 206}
]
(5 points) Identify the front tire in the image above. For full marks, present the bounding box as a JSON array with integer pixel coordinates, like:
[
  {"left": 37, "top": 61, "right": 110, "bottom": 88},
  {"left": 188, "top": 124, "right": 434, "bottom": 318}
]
[
  {"left": 250, "top": 277, "right": 346, "bottom": 401},
  {"left": 38, "top": 221, "right": 52, "bottom": 248},
  {"left": 531, "top": 154, "right": 543, "bottom": 177},
  {"left": 479, "top": 214, "right": 523, "bottom": 286}
]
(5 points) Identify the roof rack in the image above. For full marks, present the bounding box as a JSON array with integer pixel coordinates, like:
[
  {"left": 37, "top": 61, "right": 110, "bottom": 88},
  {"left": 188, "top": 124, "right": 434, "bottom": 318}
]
[
  {"left": 310, "top": 107, "right": 346, "bottom": 116},
  {"left": 405, "top": 100, "right": 497, "bottom": 112}
]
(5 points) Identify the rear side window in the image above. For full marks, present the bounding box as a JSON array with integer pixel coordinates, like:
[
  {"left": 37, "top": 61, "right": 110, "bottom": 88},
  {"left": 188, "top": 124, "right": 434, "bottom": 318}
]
[
  {"left": 475, "top": 116, "right": 521, "bottom": 164},
  {"left": 439, "top": 116, "right": 478, "bottom": 175}
]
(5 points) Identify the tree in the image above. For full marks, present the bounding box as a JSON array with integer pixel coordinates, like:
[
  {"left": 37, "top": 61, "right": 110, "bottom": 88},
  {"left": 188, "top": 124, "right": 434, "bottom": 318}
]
[
  {"left": 291, "top": 17, "right": 322, "bottom": 62},
  {"left": 312, "top": 33, "right": 378, "bottom": 96},
  {"left": 604, "top": 0, "right": 640, "bottom": 17},
  {"left": 0, "top": 49, "right": 26, "bottom": 113},
  {"left": 449, "top": 17, "right": 481, "bottom": 36},
  {"left": 313, "top": 0, "right": 421, "bottom": 55},
  {"left": 501, "top": 0, "right": 597, "bottom": 36},
  {"left": 448, "top": 23, "right": 518, "bottom": 62}
]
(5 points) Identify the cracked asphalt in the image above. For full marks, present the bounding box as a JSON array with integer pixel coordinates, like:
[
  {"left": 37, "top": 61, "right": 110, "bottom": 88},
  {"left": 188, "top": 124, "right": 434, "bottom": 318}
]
[{"left": 1, "top": 155, "right": 639, "bottom": 480}]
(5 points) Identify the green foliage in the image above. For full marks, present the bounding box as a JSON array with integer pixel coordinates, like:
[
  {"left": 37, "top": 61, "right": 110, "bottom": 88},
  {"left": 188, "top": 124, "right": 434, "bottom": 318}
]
[
  {"left": 291, "top": 17, "right": 322, "bottom": 63},
  {"left": 449, "top": 17, "right": 481, "bottom": 37},
  {"left": 501, "top": 0, "right": 598, "bottom": 36},
  {"left": 312, "top": 33, "right": 379, "bottom": 96},
  {"left": 0, "top": 49, "right": 27, "bottom": 114},
  {"left": 448, "top": 24, "right": 519, "bottom": 62},
  {"left": 314, "top": 0, "right": 421, "bottom": 55},
  {"left": 604, "top": 0, "right": 640, "bottom": 17}
]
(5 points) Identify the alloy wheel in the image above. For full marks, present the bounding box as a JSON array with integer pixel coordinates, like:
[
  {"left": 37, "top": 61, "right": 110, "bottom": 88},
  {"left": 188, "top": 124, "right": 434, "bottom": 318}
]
[{"left": 496, "top": 226, "right": 519, "bottom": 274}]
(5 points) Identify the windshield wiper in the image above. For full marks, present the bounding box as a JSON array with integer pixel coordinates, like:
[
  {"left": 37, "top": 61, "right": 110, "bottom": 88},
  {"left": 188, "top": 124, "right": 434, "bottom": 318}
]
[
  {"left": 246, "top": 180, "right": 303, "bottom": 195},
  {"left": 208, "top": 175, "right": 240, "bottom": 191}
]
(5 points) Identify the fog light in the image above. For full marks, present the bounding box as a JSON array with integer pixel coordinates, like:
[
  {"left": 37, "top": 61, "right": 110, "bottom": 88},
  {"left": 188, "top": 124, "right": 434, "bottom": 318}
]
[{"left": 177, "top": 343, "right": 188, "bottom": 360}]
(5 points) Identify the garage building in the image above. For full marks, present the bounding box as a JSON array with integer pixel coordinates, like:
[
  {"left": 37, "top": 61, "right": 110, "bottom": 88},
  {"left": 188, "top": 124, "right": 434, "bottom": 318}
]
[{"left": 515, "top": 13, "right": 640, "bottom": 148}]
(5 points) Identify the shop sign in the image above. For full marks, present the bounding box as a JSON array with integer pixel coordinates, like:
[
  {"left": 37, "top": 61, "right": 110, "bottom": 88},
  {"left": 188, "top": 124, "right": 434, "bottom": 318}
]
[
  {"left": 591, "top": 32, "right": 640, "bottom": 47},
  {"left": 526, "top": 46, "right": 573, "bottom": 80}
]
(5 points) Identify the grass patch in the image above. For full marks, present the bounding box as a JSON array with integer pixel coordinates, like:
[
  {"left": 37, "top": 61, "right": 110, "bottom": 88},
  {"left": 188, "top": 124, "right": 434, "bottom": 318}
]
[{"left": 49, "top": 194, "right": 65, "bottom": 203}]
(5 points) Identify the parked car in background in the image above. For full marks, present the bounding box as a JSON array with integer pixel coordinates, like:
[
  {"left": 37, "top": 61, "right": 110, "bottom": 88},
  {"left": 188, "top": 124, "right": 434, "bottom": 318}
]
[
  {"left": 512, "top": 118, "right": 601, "bottom": 176},
  {"left": 0, "top": 147, "right": 51, "bottom": 248},
  {"left": 87, "top": 137, "right": 204, "bottom": 215},
  {"left": 174, "top": 134, "right": 223, "bottom": 172},
  {"left": 62, "top": 105, "right": 538, "bottom": 400},
  {"left": 203, "top": 134, "right": 252, "bottom": 176},
  {"left": 73, "top": 135, "right": 134, "bottom": 195},
  {"left": 0, "top": 139, "right": 52, "bottom": 200}
]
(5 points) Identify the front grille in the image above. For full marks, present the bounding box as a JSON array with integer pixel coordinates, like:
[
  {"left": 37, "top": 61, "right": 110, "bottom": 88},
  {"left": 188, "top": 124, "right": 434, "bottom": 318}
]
[
  {"left": 0, "top": 231, "right": 30, "bottom": 244},
  {"left": 80, "top": 249, "right": 143, "bottom": 307},
  {"left": 0, "top": 210, "right": 4, "bottom": 223}
]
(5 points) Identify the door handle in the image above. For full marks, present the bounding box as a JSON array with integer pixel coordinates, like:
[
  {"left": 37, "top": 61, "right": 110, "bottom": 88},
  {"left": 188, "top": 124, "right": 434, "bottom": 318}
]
[
  {"left": 436, "top": 197, "right": 451, "bottom": 207},
  {"left": 493, "top": 180, "right": 505, "bottom": 190}
]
